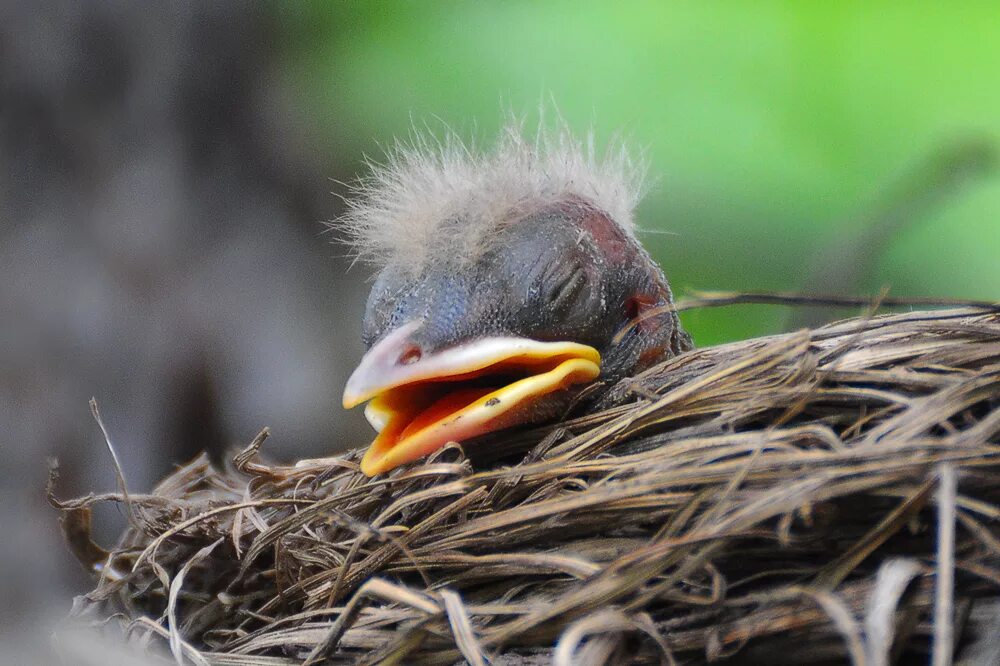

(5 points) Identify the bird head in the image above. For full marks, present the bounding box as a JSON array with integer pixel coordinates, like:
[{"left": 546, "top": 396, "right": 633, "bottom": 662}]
[{"left": 340, "top": 124, "right": 690, "bottom": 475}]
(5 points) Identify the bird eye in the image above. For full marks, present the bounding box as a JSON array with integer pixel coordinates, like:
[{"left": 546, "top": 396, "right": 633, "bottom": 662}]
[{"left": 546, "top": 265, "right": 587, "bottom": 311}]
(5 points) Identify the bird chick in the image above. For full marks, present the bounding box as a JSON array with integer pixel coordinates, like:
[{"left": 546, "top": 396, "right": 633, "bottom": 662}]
[{"left": 341, "top": 123, "right": 691, "bottom": 476}]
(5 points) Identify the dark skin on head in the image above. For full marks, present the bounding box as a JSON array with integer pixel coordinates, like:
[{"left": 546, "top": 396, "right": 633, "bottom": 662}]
[{"left": 344, "top": 200, "right": 691, "bottom": 475}]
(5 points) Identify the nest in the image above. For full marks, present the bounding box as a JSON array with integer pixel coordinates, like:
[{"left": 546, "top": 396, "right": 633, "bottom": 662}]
[{"left": 53, "top": 305, "right": 1000, "bottom": 665}]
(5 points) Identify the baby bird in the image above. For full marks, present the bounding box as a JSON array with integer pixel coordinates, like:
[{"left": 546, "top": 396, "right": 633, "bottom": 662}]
[{"left": 341, "top": 124, "right": 691, "bottom": 475}]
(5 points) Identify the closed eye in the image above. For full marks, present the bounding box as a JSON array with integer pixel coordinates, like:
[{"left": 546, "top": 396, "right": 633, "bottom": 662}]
[{"left": 547, "top": 265, "right": 587, "bottom": 311}]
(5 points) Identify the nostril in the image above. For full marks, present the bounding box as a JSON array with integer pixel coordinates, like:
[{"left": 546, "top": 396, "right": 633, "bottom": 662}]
[{"left": 398, "top": 345, "right": 422, "bottom": 365}]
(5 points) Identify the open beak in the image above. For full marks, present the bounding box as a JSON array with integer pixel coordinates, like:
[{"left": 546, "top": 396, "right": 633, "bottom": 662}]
[{"left": 343, "top": 322, "right": 601, "bottom": 476}]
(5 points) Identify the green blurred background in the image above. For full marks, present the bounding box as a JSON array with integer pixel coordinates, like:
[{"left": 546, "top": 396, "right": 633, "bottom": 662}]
[{"left": 281, "top": 1, "right": 1000, "bottom": 344}]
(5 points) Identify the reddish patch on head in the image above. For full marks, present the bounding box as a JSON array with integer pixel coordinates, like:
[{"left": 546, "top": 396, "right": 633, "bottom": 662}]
[
  {"left": 625, "top": 293, "right": 662, "bottom": 332},
  {"left": 534, "top": 197, "right": 635, "bottom": 265},
  {"left": 576, "top": 208, "right": 632, "bottom": 264}
]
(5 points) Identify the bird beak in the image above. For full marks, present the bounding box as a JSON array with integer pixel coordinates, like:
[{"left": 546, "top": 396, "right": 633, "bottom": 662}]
[{"left": 343, "top": 322, "right": 601, "bottom": 476}]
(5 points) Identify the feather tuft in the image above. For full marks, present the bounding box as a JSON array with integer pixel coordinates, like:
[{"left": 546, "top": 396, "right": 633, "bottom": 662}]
[{"left": 337, "top": 118, "right": 646, "bottom": 274}]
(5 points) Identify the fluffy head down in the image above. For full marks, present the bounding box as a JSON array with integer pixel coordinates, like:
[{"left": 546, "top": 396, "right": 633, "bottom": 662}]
[{"left": 339, "top": 121, "right": 646, "bottom": 275}]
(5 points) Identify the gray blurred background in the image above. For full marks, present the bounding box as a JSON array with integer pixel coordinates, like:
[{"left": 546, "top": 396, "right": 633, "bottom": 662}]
[
  {"left": 3, "top": 2, "right": 999, "bottom": 660},
  {"left": 1, "top": 3, "right": 369, "bottom": 657}
]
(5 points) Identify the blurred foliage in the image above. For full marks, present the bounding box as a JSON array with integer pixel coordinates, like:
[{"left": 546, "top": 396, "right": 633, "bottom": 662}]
[{"left": 275, "top": 1, "right": 1000, "bottom": 345}]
